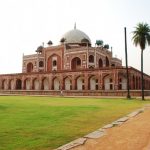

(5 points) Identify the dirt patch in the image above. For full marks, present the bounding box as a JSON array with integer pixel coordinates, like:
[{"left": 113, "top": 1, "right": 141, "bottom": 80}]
[{"left": 72, "top": 107, "right": 150, "bottom": 150}]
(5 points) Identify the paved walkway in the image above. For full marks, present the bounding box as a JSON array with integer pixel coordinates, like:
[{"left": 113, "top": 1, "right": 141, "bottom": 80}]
[{"left": 72, "top": 106, "right": 150, "bottom": 150}]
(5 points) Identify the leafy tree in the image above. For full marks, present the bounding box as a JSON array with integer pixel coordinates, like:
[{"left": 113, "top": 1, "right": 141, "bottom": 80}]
[{"left": 132, "top": 22, "right": 150, "bottom": 100}]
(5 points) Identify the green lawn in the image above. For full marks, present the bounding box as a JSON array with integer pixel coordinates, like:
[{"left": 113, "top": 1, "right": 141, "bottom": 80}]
[{"left": 0, "top": 96, "right": 149, "bottom": 150}]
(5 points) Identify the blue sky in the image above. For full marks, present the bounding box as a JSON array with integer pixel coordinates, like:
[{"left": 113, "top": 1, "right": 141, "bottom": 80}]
[{"left": 0, "top": 0, "right": 150, "bottom": 74}]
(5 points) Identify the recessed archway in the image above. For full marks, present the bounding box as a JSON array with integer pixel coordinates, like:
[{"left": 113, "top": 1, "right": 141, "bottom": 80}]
[
  {"left": 89, "top": 76, "right": 98, "bottom": 90},
  {"left": 104, "top": 75, "right": 113, "bottom": 90},
  {"left": 53, "top": 77, "right": 60, "bottom": 90},
  {"left": 2, "top": 80, "right": 7, "bottom": 90},
  {"left": 27, "top": 62, "right": 33, "bottom": 73},
  {"left": 106, "top": 57, "right": 109, "bottom": 67},
  {"left": 47, "top": 54, "right": 61, "bottom": 71},
  {"left": 98, "top": 58, "right": 103, "bottom": 68},
  {"left": 25, "top": 78, "right": 30, "bottom": 90},
  {"left": 71, "top": 57, "right": 81, "bottom": 70},
  {"left": 33, "top": 78, "right": 40, "bottom": 90},
  {"left": 42, "top": 78, "right": 49, "bottom": 90},
  {"left": 64, "top": 77, "right": 72, "bottom": 90},
  {"left": 76, "top": 76, "right": 84, "bottom": 90},
  {"left": 89, "top": 55, "right": 94, "bottom": 63},
  {"left": 8, "top": 80, "right": 14, "bottom": 90},
  {"left": 16, "top": 79, "right": 22, "bottom": 90},
  {"left": 118, "top": 77, "right": 127, "bottom": 90}
]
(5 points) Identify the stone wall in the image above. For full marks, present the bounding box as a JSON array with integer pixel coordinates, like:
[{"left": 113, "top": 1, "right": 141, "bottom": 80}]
[{"left": 0, "top": 90, "right": 150, "bottom": 97}]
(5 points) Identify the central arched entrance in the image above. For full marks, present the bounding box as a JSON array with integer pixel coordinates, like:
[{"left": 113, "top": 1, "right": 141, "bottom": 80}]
[{"left": 47, "top": 54, "right": 61, "bottom": 71}]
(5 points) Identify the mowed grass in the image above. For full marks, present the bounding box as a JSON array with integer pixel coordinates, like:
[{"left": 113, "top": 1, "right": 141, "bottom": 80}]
[{"left": 0, "top": 96, "right": 149, "bottom": 150}]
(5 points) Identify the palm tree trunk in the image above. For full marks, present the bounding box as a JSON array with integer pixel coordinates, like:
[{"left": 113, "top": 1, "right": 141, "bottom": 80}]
[
  {"left": 141, "top": 50, "right": 144, "bottom": 100},
  {"left": 124, "top": 27, "right": 130, "bottom": 99}
]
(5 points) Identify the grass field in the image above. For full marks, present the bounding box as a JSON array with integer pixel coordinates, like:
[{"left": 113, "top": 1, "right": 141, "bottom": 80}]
[{"left": 0, "top": 96, "right": 149, "bottom": 150}]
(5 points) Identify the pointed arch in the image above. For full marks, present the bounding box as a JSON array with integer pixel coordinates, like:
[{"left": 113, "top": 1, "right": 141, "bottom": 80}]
[
  {"left": 89, "top": 55, "right": 94, "bottom": 63},
  {"left": 16, "top": 79, "right": 22, "bottom": 90},
  {"left": 2, "top": 80, "right": 7, "bottom": 90},
  {"left": 11, "top": 80, "right": 15, "bottom": 90},
  {"left": 98, "top": 58, "right": 103, "bottom": 68},
  {"left": 47, "top": 54, "right": 61, "bottom": 71},
  {"left": 24, "top": 78, "right": 30, "bottom": 90},
  {"left": 76, "top": 76, "right": 84, "bottom": 90},
  {"left": 89, "top": 76, "right": 98, "bottom": 90},
  {"left": 103, "top": 75, "right": 113, "bottom": 90},
  {"left": 52, "top": 77, "right": 60, "bottom": 90},
  {"left": 27, "top": 62, "right": 33, "bottom": 73},
  {"left": 118, "top": 77, "right": 127, "bottom": 90},
  {"left": 8, "top": 79, "right": 13, "bottom": 90},
  {"left": 42, "top": 77, "right": 49, "bottom": 90},
  {"left": 106, "top": 56, "right": 109, "bottom": 67},
  {"left": 71, "top": 57, "right": 81, "bottom": 70},
  {"left": 33, "top": 78, "right": 40, "bottom": 90},
  {"left": 64, "top": 77, "right": 72, "bottom": 90}
]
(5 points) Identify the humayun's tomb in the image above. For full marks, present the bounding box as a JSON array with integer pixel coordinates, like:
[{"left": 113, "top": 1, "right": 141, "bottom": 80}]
[{"left": 0, "top": 26, "right": 150, "bottom": 96}]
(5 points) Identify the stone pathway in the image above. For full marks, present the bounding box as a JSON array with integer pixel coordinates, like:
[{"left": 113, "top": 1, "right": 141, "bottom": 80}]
[{"left": 57, "top": 105, "right": 150, "bottom": 150}]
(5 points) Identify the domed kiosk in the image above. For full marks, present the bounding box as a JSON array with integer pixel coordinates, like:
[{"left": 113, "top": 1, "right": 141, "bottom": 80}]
[{"left": 60, "top": 26, "right": 91, "bottom": 46}]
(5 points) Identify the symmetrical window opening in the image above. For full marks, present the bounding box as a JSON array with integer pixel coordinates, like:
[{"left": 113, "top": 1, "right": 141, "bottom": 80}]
[
  {"left": 53, "top": 60, "right": 57, "bottom": 66},
  {"left": 39, "top": 61, "right": 44, "bottom": 67},
  {"left": 89, "top": 55, "right": 94, "bottom": 63}
]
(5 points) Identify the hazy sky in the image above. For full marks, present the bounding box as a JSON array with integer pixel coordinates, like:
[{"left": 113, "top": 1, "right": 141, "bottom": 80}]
[{"left": 0, "top": 0, "right": 150, "bottom": 74}]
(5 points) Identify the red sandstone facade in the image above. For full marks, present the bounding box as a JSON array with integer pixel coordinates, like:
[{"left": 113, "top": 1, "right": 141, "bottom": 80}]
[{"left": 0, "top": 27, "right": 150, "bottom": 96}]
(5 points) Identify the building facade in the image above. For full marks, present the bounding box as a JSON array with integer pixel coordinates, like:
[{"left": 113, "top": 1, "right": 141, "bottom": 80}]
[{"left": 0, "top": 27, "right": 150, "bottom": 96}]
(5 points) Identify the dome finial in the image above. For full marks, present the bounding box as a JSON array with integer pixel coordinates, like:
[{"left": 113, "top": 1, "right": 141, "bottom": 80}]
[{"left": 74, "top": 22, "right": 76, "bottom": 29}]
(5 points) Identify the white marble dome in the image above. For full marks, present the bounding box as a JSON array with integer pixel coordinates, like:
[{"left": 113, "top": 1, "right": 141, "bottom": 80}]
[{"left": 60, "top": 28, "right": 91, "bottom": 44}]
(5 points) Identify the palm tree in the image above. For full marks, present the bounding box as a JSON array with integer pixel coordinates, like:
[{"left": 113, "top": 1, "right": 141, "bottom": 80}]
[{"left": 132, "top": 22, "right": 150, "bottom": 100}]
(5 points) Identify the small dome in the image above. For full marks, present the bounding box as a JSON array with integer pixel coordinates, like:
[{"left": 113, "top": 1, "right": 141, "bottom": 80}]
[
  {"left": 60, "top": 28, "right": 91, "bottom": 44},
  {"left": 36, "top": 45, "right": 44, "bottom": 53}
]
